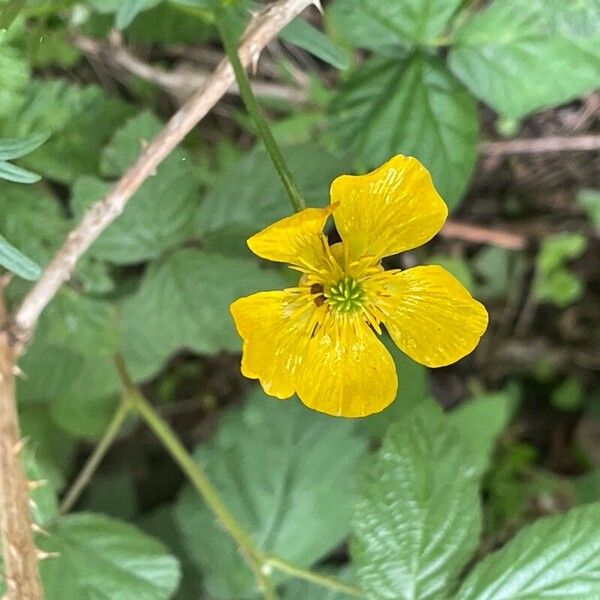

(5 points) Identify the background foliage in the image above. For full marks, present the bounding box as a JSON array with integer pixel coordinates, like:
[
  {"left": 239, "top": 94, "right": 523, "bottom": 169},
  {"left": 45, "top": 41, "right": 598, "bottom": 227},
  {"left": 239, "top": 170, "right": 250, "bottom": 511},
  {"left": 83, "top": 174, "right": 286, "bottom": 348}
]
[{"left": 0, "top": 0, "right": 599, "bottom": 598}]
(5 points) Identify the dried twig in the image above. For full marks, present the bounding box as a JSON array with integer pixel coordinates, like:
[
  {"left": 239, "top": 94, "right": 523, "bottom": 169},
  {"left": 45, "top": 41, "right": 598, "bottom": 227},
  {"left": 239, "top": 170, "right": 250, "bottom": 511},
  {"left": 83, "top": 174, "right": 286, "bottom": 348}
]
[
  {"left": 74, "top": 32, "right": 309, "bottom": 105},
  {"left": 440, "top": 220, "right": 527, "bottom": 250},
  {"left": 11, "top": 0, "right": 316, "bottom": 350},
  {"left": 480, "top": 134, "right": 600, "bottom": 155}
]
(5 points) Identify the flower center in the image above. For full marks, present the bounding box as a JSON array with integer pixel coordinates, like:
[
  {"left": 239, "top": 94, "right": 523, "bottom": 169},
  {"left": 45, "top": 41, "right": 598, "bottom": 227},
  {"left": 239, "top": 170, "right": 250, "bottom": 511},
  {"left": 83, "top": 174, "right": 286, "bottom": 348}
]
[{"left": 325, "top": 276, "right": 364, "bottom": 313}]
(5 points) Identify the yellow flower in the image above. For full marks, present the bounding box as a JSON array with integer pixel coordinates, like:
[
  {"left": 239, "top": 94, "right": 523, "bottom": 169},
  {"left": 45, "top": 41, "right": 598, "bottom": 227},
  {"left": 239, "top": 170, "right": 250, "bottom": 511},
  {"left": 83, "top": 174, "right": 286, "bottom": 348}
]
[{"left": 230, "top": 155, "right": 488, "bottom": 418}]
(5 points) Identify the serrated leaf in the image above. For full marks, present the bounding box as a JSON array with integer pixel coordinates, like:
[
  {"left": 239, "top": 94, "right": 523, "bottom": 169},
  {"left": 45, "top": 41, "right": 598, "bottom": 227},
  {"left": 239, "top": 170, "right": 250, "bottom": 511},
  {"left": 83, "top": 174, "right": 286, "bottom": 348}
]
[
  {"left": 448, "top": 390, "right": 516, "bottom": 478},
  {"left": 352, "top": 399, "right": 481, "bottom": 600},
  {"left": 449, "top": 0, "right": 600, "bottom": 118},
  {"left": 327, "top": 0, "right": 462, "bottom": 51},
  {"left": 121, "top": 249, "right": 288, "bottom": 380},
  {"left": 175, "top": 389, "right": 367, "bottom": 599},
  {"left": 329, "top": 53, "right": 478, "bottom": 208},
  {"left": 197, "top": 143, "right": 349, "bottom": 256},
  {"left": 38, "top": 513, "right": 181, "bottom": 600},
  {"left": 0, "top": 233, "right": 41, "bottom": 280},
  {"left": 455, "top": 503, "right": 600, "bottom": 599},
  {"left": 281, "top": 19, "right": 350, "bottom": 70},
  {"left": 71, "top": 112, "right": 198, "bottom": 265},
  {"left": 0, "top": 132, "right": 47, "bottom": 160},
  {"left": 0, "top": 159, "right": 40, "bottom": 183},
  {"left": 2, "top": 82, "right": 134, "bottom": 183}
]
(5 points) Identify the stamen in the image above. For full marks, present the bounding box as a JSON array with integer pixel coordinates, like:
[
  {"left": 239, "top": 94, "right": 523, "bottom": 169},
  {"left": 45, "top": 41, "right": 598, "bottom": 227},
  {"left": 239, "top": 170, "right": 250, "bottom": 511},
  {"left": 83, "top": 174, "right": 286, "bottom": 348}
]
[{"left": 325, "top": 276, "right": 364, "bottom": 313}]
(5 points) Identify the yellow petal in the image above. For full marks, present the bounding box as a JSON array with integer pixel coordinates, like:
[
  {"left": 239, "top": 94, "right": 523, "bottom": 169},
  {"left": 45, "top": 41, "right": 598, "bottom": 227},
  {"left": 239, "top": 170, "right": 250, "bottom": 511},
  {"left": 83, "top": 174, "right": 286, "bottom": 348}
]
[
  {"left": 230, "top": 290, "right": 314, "bottom": 399},
  {"left": 296, "top": 312, "right": 397, "bottom": 418},
  {"left": 247, "top": 207, "right": 336, "bottom": 275},
  {"left": 372, "top": 265, "right": 488, "bottom": 367},
  {"left": 330, "top": 155, "right": 448, "bottom": 262}
]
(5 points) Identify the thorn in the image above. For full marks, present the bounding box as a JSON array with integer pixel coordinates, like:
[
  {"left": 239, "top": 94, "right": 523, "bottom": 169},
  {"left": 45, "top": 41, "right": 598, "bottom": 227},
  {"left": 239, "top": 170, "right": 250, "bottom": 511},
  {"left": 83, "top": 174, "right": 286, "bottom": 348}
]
[
  {"left": 28, "top": 479, "right": 48, "bottom": 491},
  {"left": 248, "top": 44, "right": 260, "bottom": 75},
  {"left": 29, "top": 497, "right": 39, "bottom": 514},
  {"left": 12, "top": 437, "right": 27, "bottom": 455},
  {"left": 312, "top": 0, "right": 323, "bottom": 13},
  {"left": 12, "top": 364, "right": 25, "bottom": 378},
  {"left": 37, "top": 550, "right": 59, "bottom": 561},
  {"left": 31, "top": 523, "right": 49, "bottom": 536}
]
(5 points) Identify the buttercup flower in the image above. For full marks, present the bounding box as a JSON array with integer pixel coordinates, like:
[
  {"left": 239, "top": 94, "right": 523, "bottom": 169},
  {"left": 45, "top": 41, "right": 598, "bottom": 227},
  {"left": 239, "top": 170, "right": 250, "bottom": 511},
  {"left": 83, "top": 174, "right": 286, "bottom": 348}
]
[{"left": 230, "top": 155, "right": 488, "bottom": 417}]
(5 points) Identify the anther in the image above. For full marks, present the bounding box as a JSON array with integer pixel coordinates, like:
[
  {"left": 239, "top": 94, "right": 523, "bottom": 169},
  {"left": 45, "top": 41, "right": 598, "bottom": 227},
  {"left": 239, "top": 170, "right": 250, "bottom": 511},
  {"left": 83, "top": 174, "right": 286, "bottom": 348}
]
[{"left": 310, "top": 283, "right": 324, "bottom": 294}]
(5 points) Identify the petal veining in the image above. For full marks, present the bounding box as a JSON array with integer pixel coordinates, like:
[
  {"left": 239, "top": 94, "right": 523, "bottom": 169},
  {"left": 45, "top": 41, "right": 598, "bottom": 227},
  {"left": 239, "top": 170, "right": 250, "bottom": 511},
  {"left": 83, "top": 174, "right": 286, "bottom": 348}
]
[
  {"left": 371, "top": 265, "right": 488, "bottom": 367},
  {"left": 330, "top": 155, "right": 448, "bottom": 262}
]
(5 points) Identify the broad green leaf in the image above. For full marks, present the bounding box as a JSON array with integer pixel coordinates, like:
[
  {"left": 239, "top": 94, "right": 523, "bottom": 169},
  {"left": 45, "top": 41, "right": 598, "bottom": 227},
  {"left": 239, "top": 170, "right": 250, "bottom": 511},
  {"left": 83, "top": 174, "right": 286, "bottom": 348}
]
[
  {"left": 39, "top": 513, "right": 181, "bottom": 600},
  {"left": 2, "top": 82, "right": 134, "bottom": 183},
  {"left": 551, "top": 377, "right": 584, "bottom": 412},
  {"left": 175, "top": 389, "right": 367, "bottom": 599},
  {"left": 449, "top": 0, "right": 600, "bottom": 118},
  {"left": 455, "top": 503, "right": 600, "bottom": 599},
  {"left": 281, "top": 18, "right": 350, "bottom": 70},
  {"left": 0, "top": 159, "right": 40, "bottom": 183},
  {"left": 448, "top": 390, "right": 516, "bottom": 478},
  {"left": 71, "top": 112, "right": 198, "bottom": 264},
  {"left": 358, "top": 335, "right": 428, "bottom": 439},
  {"left": 0, "top": 132, "right": 47, "bottom": 160},
  {"left": 572, "top": 470, "right": 600, "bottom": 505},
  {"left": 116, "top": 0, "right": 162, "bottom": 29},
  {"left": 352, "top": 399, "right": 481, "bottom": 600},
  {"left": 121, "top": 249, "right": 288, "bottom": 380},
  {"left": 327, "top": 0, "right": 462, "bottom": 50},
  {"left": 0, "top": 233, "right": 41, "bottom": 280},
  {"left": 0, "top": 44, "right": 29, "bottom": 119},
  {"left": 578, "top": 189, "right": 600, "bottom": 228},
  {"left": 329, "top": 53, "right": 478, "bottom": 208},
  {"left": 197, "top": 143, "right": 349, "bottom": 256}
]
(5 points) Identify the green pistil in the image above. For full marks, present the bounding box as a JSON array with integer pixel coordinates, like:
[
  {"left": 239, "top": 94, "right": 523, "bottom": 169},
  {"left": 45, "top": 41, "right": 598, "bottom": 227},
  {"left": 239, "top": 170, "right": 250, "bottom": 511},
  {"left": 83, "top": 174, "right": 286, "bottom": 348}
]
[{"left": 325, "top": 276, "right": 364, "bottom": 313}]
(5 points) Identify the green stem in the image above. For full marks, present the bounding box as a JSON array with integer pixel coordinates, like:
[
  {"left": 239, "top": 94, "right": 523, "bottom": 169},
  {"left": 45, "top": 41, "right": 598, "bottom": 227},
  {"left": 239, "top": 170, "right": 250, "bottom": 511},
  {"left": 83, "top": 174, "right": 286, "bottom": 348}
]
[
  {"left": 113, "top": 356, "right": 277, "bottom": 600},
  {"left": 215, "top": 11, "right": 305, "bottom": 213},
  {"left": 58, "top": 400, "right": 130, "bottom": 516},
  {"left": 265, "top": 556, "right": 362, "bottom": 597}
]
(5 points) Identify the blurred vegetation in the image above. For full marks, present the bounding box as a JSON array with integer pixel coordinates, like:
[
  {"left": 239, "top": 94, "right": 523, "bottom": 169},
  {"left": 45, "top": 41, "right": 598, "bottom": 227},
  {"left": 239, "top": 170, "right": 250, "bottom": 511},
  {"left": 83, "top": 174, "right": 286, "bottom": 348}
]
[{"left": 0, "top": 0, "right": 599, "bottom": 598}]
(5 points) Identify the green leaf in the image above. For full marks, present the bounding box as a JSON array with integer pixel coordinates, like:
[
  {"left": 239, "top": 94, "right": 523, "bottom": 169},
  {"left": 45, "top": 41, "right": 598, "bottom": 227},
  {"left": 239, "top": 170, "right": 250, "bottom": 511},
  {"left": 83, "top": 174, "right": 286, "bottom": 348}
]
[
  {"left": 0, "top": 44, "right": 29, "bottom": 119},
  {"left": 448, "top": 390, "right": 516, "bottom": 478},
  {"left": 329, "top": 53, "right": 478, "bottom": 208},
  {"left": 327, "top": 0, "right": 462, "bottom": 50},
  {"left": 121, "top": 249, "right": 288, "bottom": 380},
  {"left": 39, "top": 513, "right": 181, "bottom": 600},
  {"left": 0, "top": 159, "right": 40, "bottom": 183},
  {"left": 358, "top": 335, "right": 428, "bottom": 439},
  {"left": 455, "top": 503, "right": 600, "bottom": 599},
  {"left": 2, "top": 82, "right": 134, "bottom": 184},
  {"left": 0, "top": 233, "right": 41, "bottom": 280},
  {"left": 352, "top": 399, "right": 481, "bottom": 600},
  {"left": 0, "top": 132, "right": 47, "bottom": 160},
  {"left": 551, "top": 377, "right": 584, "bottom": 412},
  {"left": 197, "top": 143, "right": 349, "bottom": 256},
  {"left": 70, "top": 112, "right": 198, "bottom": 265},
  {"left": 175, "top": 388, "right": 367, "bottom": 598},
  {"left": 282, "top": 568, "right": 354, "bottom": 600},
  {"left": 578, "top": 189, "right": 600, "bottom": 228},
  {"left": 281, "top": 19, "right": 350, "bottom": 70},
  {"left": 449, "top": 0, "right": 600, "bottom": 118},
  {"left": 116, "top": 0, "right": 162, "bottom": 29}
]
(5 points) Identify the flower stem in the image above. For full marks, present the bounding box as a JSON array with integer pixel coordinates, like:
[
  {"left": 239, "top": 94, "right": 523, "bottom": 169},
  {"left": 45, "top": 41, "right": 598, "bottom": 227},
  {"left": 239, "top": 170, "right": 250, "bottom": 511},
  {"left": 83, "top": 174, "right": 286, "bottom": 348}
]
[
  {"left": 113, "top": 355, "right": 277, "bottom": 599},
  {"left": 58, "top": 400, "right": 130, "bottom": 516},
  {"left": 113, "top": 356, "right": 362, "bottom": 600},
  {"left": 265, "top": 556, "right": 362, "bottom": 597},
  {"left": 215, "top": 10, "right": 306, "bottom": 213}
]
